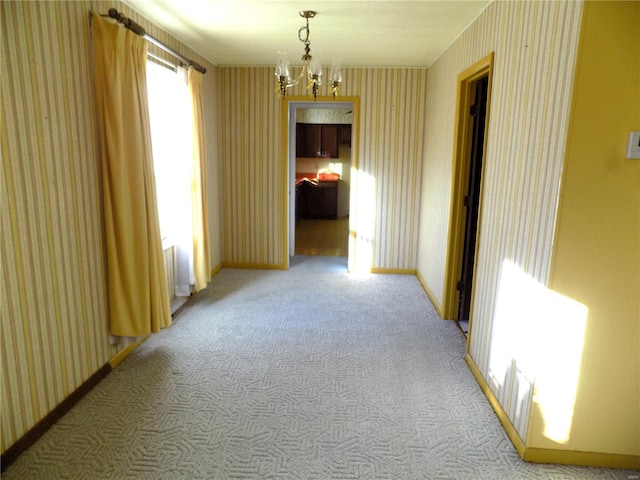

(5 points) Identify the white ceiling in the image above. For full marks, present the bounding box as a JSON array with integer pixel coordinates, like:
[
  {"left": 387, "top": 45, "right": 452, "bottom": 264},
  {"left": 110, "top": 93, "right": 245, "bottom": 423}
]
[{"left": 123, "top": 0, "right": 491, "bottom": 68}]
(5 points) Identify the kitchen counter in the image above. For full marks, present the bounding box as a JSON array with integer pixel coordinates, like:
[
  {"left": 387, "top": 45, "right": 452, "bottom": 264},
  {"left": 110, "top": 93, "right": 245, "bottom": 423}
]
[{"left": 296, "top": 172, "right": 340, "bottom": 186}]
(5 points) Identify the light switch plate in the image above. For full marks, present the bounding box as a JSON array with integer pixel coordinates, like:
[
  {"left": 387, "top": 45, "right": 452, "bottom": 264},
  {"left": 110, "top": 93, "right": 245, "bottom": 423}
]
[{"left": 627, "top": 131, "right": 640, "bottom": 159}]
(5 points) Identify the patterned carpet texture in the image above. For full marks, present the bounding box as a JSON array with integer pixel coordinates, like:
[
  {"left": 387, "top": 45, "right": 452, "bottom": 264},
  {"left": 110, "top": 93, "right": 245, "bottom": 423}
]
[{"left": 4, "top": 257, "right": 634, "bottom": 479}]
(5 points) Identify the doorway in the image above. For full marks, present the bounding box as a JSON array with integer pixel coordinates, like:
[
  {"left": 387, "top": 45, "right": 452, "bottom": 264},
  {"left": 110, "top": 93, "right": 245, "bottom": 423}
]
[
  {"left": 443, "top": 53, "right": 493, "bottom": 341},
  {"left": 282, "top": 98, "right": 359, "bottom": 269},
  {"left": 456, "top": 75, "right": 488, "bottom": 332}
]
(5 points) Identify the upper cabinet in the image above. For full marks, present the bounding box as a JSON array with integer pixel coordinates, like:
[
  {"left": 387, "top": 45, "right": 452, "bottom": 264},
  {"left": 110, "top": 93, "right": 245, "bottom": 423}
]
[
  {"left": 340, "top": 124, "right": 352, "bottom": 145},
  {"left": 296, "top": 123, "right": 350, "bottom": 158}
]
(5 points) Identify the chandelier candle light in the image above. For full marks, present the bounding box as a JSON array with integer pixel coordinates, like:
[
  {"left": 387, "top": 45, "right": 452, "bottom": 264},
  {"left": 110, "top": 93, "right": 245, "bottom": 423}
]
[{"left": 275, "top": 11, "right": 342, "bottom": 100}]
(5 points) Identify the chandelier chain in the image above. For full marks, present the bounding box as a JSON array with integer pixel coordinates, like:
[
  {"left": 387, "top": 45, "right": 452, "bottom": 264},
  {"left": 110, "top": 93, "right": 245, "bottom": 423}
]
[{"left": 298, "top": 16, "right": 311, "bottom": 61}]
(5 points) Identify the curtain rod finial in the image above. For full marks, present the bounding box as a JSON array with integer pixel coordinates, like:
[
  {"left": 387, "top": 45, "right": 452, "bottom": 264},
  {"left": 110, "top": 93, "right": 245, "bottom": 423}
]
[{"left": 107, "top": 8, "right": 146, "bottom": 36}]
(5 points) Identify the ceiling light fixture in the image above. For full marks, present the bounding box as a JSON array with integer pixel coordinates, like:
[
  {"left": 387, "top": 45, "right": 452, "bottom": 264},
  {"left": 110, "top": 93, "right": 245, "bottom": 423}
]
[{"left": 275, "top": 11, "right": 342, "bottom": 101}]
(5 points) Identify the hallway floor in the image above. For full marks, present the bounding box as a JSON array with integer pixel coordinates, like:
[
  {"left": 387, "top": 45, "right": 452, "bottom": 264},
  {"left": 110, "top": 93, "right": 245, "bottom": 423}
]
[{"left": 295, "top": 217, "right": 349, "bottom": 257}]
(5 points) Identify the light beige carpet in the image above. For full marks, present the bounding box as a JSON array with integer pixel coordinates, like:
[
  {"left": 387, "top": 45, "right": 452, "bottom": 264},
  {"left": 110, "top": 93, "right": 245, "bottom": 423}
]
[{"left": 3, "top": 257, "right": 633, "bottom": 479}]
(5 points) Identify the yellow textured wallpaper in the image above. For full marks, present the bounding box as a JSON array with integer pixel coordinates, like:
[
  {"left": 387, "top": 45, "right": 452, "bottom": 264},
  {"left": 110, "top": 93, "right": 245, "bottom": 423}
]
[
  {"left": 416, "top": 0, "right": 583, "bottom": 443},
  {"left": 296, "top": 108, "right": 352, "bottom": 124},
  {"left": 1, "top": 0, "right": 220, "bottom": 453},
  {"left": 219, "top": 67, "right": 427, "bottom": 270},
  {"left": 219, "top": 67, "right": 284, "bottom": 266}
]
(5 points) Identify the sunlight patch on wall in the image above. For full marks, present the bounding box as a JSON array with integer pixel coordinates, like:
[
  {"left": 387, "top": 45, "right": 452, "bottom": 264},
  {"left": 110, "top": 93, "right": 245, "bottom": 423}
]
[
  {"left": 489, "top": 260, "right": 588, "bottom": 444},
  {"left": 350, "top": 169, "right": 375, "bottom": 273},
  {"left": 532, "top": 293, "right": 588, "bottom": 445}
]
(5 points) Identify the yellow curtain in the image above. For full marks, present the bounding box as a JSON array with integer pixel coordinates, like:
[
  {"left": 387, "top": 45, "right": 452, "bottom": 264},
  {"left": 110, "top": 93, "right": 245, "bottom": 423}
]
[
  {"left": 91, "top": 14, "right": 171, "bottom": 336},
  {"left": 188, "top": 69, "right": 211, "bottom": 292}
]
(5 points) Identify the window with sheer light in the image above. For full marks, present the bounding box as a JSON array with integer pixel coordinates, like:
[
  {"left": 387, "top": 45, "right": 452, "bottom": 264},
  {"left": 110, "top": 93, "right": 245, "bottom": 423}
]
[{"left": 146, "top": 60, "right": 195, "bottom": 296}]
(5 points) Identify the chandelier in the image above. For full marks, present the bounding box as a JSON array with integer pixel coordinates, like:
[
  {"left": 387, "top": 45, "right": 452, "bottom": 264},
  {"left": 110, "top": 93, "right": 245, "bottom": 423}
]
[{"left": 275, "top": 11, "right": 342, "bottom": 101}]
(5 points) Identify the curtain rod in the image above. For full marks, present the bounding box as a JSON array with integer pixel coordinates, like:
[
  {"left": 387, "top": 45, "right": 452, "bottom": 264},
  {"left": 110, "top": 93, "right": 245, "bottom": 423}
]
[{"left": 102, "top": 8, "right": 207, "bottom": 74}]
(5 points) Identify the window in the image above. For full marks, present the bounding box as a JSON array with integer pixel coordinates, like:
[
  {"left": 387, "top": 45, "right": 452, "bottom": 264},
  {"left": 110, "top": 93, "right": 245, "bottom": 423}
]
[
  {"left": 146, "top": 61, "right": 192, "bottom": 242},
  {"left": 146, "top": 60, "right": 195, "bottom": 295}
]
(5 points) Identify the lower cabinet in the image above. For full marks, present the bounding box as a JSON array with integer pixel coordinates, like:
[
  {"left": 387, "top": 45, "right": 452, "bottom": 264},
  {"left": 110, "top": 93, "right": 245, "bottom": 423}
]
[
  {"left": 295, "top": 183, "right": 304, "bottom": 223},
  {"left": 296, "top": 181, "right": 338, "bottom": 220}
]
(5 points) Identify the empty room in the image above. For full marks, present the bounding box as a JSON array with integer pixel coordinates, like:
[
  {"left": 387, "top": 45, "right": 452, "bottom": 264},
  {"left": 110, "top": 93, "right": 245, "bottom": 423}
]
[{"left": 2, "top": 0, "right": 638, "bottom": 478}]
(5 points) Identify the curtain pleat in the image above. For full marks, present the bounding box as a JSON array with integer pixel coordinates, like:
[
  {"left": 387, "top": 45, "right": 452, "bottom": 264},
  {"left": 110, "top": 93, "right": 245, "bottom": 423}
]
[
  {"left": 91, "top": 14, "right": 171, "bottom": 337},
  {"left": 188, "top": 69, "right": 211, "bottom": 292}
]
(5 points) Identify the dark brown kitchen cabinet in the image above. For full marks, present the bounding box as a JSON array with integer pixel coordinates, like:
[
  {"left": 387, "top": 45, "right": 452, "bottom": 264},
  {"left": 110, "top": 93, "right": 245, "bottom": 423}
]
[
  {"left": 340, "top": 124, "right": 352, "bottom": 145},
  {"left": 295, "top": 182, "right": 305, "bottom": 223},
  {"left": 296, "top": 123, "right": 339, "bottom": 158},
  {"left": 306, "top": 181, "right": 338, "bottom": 219},
  {"left": 321, "top": 125, "right": 338, "bottom": 157}
]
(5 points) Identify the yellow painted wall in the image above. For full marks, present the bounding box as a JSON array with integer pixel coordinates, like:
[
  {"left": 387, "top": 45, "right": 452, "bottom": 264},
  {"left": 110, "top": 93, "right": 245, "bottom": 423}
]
[
  {"left": 1, "top": 0, "right": 221, "bottom": 453},
  {"left": 540, "top": 0, "right": 640, "bottom": 456}
]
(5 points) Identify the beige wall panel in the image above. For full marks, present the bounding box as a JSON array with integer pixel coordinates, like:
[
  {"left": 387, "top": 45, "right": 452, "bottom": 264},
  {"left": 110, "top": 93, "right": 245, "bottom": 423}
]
[
  {"left": 219, "top": 67, "right": 283, "bottom": 265},
  {"left": 203, "top": 65, "right": 223, "bottom": 270},
  {"left": 1, "top": 1, "right": 109, "bottom": 451}
]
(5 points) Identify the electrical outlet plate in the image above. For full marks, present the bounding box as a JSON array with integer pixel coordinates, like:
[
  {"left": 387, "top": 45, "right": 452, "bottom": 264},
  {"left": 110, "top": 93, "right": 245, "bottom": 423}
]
[{"left": 627, "top": 131, "right": 640, "bottom": 159}]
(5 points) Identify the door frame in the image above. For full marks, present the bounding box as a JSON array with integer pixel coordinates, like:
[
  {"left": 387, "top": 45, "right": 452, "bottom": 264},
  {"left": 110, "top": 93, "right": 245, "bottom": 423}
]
[
  {"left": 280, "top": 96, "right": 360, "bottom": 269},
  {"left": 443, "top": 53, "right": 494, "bottom": 343}
]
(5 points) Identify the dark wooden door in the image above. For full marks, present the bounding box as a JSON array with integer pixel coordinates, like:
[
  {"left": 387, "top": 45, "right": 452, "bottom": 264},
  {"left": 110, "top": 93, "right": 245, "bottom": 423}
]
[{"left": 457, "top": 75, "right": 488, "bottom": 322}]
